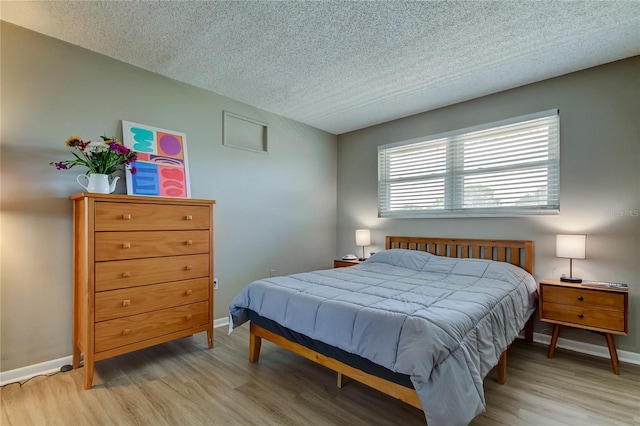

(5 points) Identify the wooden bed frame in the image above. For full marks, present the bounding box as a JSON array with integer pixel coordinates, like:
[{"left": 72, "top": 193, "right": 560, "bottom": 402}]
[{"left": 248, "top": 236, "right": 535, "bottom": 410}]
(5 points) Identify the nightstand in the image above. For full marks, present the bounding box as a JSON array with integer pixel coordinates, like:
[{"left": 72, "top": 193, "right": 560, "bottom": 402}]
[
  {"left": 333, "top": 259, "right": 363, "bottom": 268},
  {"left": 538, "top": 278, "right": 629, "bottom": 374}
]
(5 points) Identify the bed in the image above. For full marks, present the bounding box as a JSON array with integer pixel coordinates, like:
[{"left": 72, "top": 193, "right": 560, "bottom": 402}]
[{"left": 229, "top": 236, "right": 536, "bottom": 426}]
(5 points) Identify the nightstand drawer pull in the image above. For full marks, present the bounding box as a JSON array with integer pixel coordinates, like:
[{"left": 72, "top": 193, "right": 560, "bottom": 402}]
[
  {"left": 185, "top": 289, "right": 193, "bottom": 296},
  {"left": 122, "top": 299, "right": 131, "bottom": 307},
  {"left": 185, "top": 215, "right": 193, "bottom": 220},
  {"left": 122, "top": 272, "right": 131, "bottom": 278},
  {"left": 577, "top": 296, "right": 584, "bottom": 301},
  {"left": 122, "top": 214, "right": 132, "bottom": 220},
  {"left": 122, "top": 329, "right": 130, "bottom": 336},
  {"left": 185, "top": 265, "right": 193, "bottom": 270},
  {"left": 578, "top": 314, "right": 584, "bottom": 319},
  {"left": 185, "top": 314, "right": 192, "bottom": 321},
  {"left": 122, "top": 242, "right": 131, "bottom": 249},
  {"left": 186, "top": 240, "right": 193, "bottom": 245}
]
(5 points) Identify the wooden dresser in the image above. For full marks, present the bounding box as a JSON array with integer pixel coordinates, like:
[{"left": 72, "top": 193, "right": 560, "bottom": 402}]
[{"left": 70, "top": 193, "right": 215, "bottom": 389}]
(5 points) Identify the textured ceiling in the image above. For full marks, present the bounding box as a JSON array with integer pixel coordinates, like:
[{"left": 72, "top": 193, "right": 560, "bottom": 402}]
[{"left": 2, "top": 1, "right": 639, "bottom": 134}]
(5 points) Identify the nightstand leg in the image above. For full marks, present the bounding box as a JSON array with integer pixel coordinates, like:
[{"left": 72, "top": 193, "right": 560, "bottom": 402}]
[
  {"left": 605, "top": 333, "right": 620, "bottom": 375},
  {"left": 548, "top": 324, "right": 561, "bottom": 358}
]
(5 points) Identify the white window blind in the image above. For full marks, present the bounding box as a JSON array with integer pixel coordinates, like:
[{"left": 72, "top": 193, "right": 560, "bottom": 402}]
[{"left": 378, "top": 110, "right": 560, "bottom": 218}]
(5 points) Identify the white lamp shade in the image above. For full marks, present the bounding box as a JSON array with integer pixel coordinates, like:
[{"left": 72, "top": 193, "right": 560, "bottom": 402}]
[
  {"left": 355, "top": 229, "right": 371, "bottom": 246},
  {"left": 556, "top": 234, "right": 586, "bottom": 259}
]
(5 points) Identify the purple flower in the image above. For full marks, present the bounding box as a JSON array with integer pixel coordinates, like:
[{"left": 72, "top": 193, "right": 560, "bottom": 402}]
[{"left": 54, "top": 161, "right": 68, "bottom": 170}]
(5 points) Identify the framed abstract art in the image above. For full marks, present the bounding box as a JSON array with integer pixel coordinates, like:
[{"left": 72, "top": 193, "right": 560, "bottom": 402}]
[{"left": 122, "top": 121, "right": 191, "bottom": 198}]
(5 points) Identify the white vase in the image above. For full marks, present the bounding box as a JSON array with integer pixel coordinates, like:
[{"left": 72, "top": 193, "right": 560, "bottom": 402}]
[{"left": 76, "top": 173, "right": 120, "bottom": 194}]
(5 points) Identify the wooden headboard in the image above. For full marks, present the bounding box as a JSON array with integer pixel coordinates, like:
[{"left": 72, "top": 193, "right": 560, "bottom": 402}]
[{"left": 386, "top": 236, "right": 534, "bottom": 274}]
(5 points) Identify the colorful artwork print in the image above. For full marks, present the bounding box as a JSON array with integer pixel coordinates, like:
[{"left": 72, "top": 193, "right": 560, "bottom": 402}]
[{"left": 122, "top": 121, "right": 191, "bottom": 198}]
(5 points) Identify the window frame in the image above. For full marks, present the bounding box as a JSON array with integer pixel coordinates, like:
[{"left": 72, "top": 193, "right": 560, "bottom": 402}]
[{"left": 378, "top": 109, "right": 560, "bottom": 218}]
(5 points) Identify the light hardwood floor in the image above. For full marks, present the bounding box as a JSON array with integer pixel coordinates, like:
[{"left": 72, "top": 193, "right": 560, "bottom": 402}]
[{"left": 2, "top": 325, "right": 639, "bottom": 425}]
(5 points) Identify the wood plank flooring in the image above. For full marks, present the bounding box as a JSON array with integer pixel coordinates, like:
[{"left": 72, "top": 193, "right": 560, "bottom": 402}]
[{"left": 2, "top": 325, "right": 639, "bottom": 425}]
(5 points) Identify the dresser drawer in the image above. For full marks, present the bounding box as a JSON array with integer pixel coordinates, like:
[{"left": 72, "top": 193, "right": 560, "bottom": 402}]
[
  {"left": 95, "top": 278, "right": 210, "bottom": 322},
  {"left": 541, "top": 302, "right": 625, "bottom": 332},
  {"left": 95, "top": 301, "right": 210, "bottom": 353},
  {"left": 95, "top": 202, "right": 210, "bottom": 231},
  {"left": 95, "top": 230, "right": 209, "bottom": 261},
  {"left": 542, "top": 285, "right": 625, "bottom": 310},
  {"left": 95, "top": 254, "right": 210, "bottom": 291}
]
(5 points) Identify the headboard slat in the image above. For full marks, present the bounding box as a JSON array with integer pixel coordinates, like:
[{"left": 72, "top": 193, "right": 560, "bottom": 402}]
[{"left": 483, "top": 246, "right": 492, "bottom": 260}]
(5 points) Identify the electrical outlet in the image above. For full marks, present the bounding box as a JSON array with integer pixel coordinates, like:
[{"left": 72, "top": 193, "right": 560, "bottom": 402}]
[
  {"left": 213, "top": 278, "right": 218, "bottom": 290},
  {"left": 270, "top": 269, "right": 276, "bottom": 277}
]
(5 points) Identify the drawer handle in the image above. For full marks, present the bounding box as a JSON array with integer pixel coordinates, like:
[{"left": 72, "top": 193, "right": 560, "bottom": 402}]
[
  {"left": 122, "top": 242, "right": 131, "bottom": 249},
  {"left": 185, "top": 314, "right": 193, "bottom": 321},
  {"left": 122, "top": 272, "right": 131, "bottom": 278},
  {"left": 577, "top": 296, "right": 584, "bottom": 301},
  {"left": 122, "top": 214, "right": 132, "bottom": 220},
  {"left": 122, "top": 329, "right": 130, "bottom": 335},
  {"left": 122, "top": 299, "right": 131, "bottom": 307},
  {"left": 578, "top": 314, "right": 584, "bottom": 319},
  {"left": 185, "top": 215, "right": 193, "bottom": 221},
  {"left": 186, "top": 240, "right": 193, "bottom": 245},
  {"left": 185, "top": 265, "right": 193, "bottom": 271},
  {"left": 185, "top": 289, "right": 193, "bottom": 296}
]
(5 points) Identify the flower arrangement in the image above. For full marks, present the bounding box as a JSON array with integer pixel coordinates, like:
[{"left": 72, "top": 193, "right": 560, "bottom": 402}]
[{"left": 51, "top": 135, "right": 138, "bottom": 175}]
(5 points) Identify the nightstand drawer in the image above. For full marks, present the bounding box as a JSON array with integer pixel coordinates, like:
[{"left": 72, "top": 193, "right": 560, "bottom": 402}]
[
  {"left": 542, "top": 302, "right": 625, "bottom": 332},
  {"left": 334, "top": 259, "right": 362, "bottom": 268},
  {"left": 542, "top": 286, "right": 625, "bottom": 311}
]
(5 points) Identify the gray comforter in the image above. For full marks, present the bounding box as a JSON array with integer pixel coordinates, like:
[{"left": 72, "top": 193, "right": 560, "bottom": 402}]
[{"left": 229, "top": 249, "right": 537, "bottom": 426}]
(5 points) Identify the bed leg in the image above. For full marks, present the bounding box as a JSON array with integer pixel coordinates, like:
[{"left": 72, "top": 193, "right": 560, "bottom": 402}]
[
  {"left": 524, "top": 315, "right": 534, "bottom": 344},
  {"left": 337, "top": 372, "right": 344, "bottom": 388},
  {"left": 497, "top": 351, "right": 507, "bottom": 384},
  {"left": 249, "top": 324, "right": 262, "bottom": 363}
]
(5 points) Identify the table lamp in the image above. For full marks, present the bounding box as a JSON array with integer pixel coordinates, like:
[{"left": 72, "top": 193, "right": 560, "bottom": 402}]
[
  {"left": 355, "top": 229, "right": 371, "bottom": 261},
  {"left": 556, "top": 234, "right": 586, "bottom": 283}
]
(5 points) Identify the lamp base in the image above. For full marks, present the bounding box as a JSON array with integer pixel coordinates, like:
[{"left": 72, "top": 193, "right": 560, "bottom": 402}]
[{"left": 560, "top": 276, "right": 583, "bottom": 283}]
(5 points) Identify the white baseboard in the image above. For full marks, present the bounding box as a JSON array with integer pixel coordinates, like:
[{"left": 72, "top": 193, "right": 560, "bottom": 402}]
[
  {"left": 1, "top": 321, "right": 637, "bottom": 387},
  {"left": 0, "top": 318, "right": 232, "bottom": 387},
  {"left": 214, "top": 316, "right": 229, "bottom": 329},
  {"left": 0, "top": 356, "right": 73, "bottom": 387},
  {"left": 532, "top": 332, "right": 640, "bottom": 365}
]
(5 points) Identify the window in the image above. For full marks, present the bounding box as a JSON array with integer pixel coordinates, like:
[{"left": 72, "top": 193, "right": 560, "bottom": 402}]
[{"left": 378, "top": 110, "right": 559, "bottom": 218}]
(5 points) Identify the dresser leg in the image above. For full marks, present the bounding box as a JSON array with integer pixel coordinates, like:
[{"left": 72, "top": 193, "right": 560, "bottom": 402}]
[
  {"left": 72, "top": 346, "right": 81, "bottom": 369},
  {"left": 605, "top": 333, "right": 620, "bottom": 375},
  {"left": 548, "top": 324, "right": 561, "bottom": 358},
  {"left": 83, "top": 359, "right": 94, "bottom": 390}
]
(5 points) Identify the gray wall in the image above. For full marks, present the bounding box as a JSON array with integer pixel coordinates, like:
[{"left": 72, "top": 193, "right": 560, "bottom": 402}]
[
  {"left": 0, "top": 23, "right": 337, "bottom": 371},
  {"left": 337, "top": 57, "right": 640, "bottom": 354}
]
